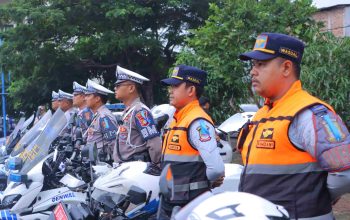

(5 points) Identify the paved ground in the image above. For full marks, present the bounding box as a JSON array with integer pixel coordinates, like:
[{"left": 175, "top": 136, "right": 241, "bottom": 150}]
[
  {"left": 231, "top": 152, "right": 350, "bottom": 219},
  {"left": 333, "top": 194, "right": 350, "bottom": 220}
]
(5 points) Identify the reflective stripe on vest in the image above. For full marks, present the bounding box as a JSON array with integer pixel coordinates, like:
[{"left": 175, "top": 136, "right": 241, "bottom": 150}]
[
  {"left": 174, "top": 181, "right": 209, "bottom": 192},
  {"left": 163, "top": 154, "right": 204, "bottom": 162},
  {"left": 245, "top": 162, "right": 323, "bottom": 175}
]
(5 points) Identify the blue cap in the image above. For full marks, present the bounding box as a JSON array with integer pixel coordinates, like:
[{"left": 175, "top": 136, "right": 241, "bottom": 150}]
[
  {"left": 239, "top": 33, "right": 305, "bottom": 64},
  {"left": 161, "top": 65, "right": 207, "bottom": 87},
  {"left": 51, "top": 91, "right": 59, "bottom": 101},
  {"left": 73, "top": 81, "right": 87, "bottom": 95}
]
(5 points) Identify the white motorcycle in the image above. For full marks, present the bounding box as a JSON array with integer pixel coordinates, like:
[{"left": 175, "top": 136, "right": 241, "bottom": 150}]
[
  {"left": 0, "top": 113, "right": 35, "bottom": 159},
  {"left": 91, "top": 161, "right": 160, "bottom": 219},
  {"left": 0, "top": 109, "right": 92, "bottom": 220},
  {"left": 216, "top": 111, "right": 256, "bottom": 163},
  {"left": 0, "top": 113, "right": 49, "bottom": 192}
]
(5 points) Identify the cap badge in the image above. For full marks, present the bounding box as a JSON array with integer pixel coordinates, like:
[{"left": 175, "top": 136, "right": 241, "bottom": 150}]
[
  {"left": 254, "top": 35, "right": 268, "bottom": 50},
  {"left": 172, "top": 67, "right": 179, "bottom": 76}
]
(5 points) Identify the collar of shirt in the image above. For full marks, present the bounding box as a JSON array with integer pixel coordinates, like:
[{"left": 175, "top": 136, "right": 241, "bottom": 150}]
[
  {"left": 78, "top": 105, "right": 87, "bottom": 111},
  {"left": 66, "top": 107, "right": 77, "bottom": 114},
  {"left": 264, "top": 80, "right": 303, "bottom": 109},
  {"left": 123, "top": 97, "right": 141, "bottom": 114},
  {"left": 173, "top": 100, "right": 200, "bottom": 123},
  {"left": 96, "top": 104, "right": 108, "bottom": 113}
]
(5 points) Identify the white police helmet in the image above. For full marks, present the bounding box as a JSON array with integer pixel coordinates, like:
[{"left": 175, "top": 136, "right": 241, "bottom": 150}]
[
  {"left": 151, "top": 104, "right": 176, "bottom": 130},
  {"left": 174, "top": 191, "right": 289, "bottom": 220}
]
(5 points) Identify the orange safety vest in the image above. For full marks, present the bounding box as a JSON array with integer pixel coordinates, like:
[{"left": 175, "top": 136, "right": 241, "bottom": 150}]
[
  {"left": 238, "top": 81, "right": 333, "bottom": 219},
  {"left": 161, "top": 100, "right": 213, "bottom": 203}
]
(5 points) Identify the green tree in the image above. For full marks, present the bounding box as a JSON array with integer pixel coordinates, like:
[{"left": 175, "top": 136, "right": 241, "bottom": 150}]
[
  {"left": 302, "top": 31, "right": 350, "bottom": 120},
  {"left": 0, "top": 0, "right": 214, "bottom": 115},
  {"left": 176, "top": 0, "right": 320, "bottom": 122}
]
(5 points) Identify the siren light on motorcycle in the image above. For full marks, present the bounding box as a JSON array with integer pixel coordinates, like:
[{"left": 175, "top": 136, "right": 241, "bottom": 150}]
[
  {"left": 7, "top": 157, "right": 23, "bottom": 170},
  {"left": 9, "top": 173, "right": 28, "bottom": 183}
]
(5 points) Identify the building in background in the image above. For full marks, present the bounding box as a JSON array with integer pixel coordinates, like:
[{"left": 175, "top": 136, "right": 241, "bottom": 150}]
[{"left": 313, "top": 0, "right": 350, "bottom": 37}]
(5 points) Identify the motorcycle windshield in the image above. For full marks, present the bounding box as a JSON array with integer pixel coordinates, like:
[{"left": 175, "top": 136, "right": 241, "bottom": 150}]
[
  {"left": 19, "top": 108, "right": 67, "bottom": 174},
  {"left": 239, "top": 104, "right": 259, "bottom": 112},
  {"left": 21, "top": 114, "right": 35, "bottom": 132},
  {"left": 91, "top": 188, "right": 125, "bottom": 209},
  {"left": 218, "top": 113, "right": 249, "bottom": 133},
  {"left": 5, "top": 117, "right": 25, "bottom": 147},
  {"left": 11, "top": 111, "right": 52, "bottom": 157}
]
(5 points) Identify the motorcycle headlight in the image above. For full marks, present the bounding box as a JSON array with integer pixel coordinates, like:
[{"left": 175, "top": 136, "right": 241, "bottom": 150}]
[{"left": 1, "top": 194, "right": 21, "bottom": 209}]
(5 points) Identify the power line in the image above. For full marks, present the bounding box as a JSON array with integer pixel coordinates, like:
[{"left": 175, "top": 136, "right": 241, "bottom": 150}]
[{"left": 326, "top": 24, "right": 350, "bottom": 31}]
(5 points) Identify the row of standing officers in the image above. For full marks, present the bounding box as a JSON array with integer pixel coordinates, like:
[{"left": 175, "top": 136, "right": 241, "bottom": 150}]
[
  {"left": 49, "top": 32, "right": 350, "bottom": 220},
  {"left": 50, "top": 64, "right": 225, "bottom": 219}
]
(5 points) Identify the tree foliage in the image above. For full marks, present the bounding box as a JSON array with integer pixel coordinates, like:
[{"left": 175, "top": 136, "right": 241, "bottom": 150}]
[
  {"left": 177, "top": 0, "right": 349, "bottom": 121},
  {"left": 302, "top": 32, "right": 350, "bottom": 120},
  {"left": 0, "top": 0, "right": 213, "bottom": 115}
]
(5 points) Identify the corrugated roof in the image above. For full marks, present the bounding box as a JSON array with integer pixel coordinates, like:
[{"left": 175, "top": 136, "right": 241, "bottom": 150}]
[{"left": 313, "top": 0, "right": 350, "bottom": 9}]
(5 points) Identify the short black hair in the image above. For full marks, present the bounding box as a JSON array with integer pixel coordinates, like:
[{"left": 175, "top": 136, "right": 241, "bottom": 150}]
[
  {"left": 277, "top": 57, "right": 300, "bottom": 79},
  {"left": 199, "top": 96, "right": 210, "bottom": 106},
  {"left": 95, "top": 94, "right": 108, "bottom": 104},
  {"left": 185, "top": 82, "right": 204, "bottom": 99},
  {"left": 293, "top": 62, "right": 301, "bottom": 79}
]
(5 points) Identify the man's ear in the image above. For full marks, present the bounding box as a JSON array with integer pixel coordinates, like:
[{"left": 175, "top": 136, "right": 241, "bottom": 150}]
[
  {"left": 129, "top": 83, "right": 136, "bottom": 94},
  {"left": 95, "top": 95, "right": 101, "bottom": 103},
  {"left": 188, "top": 85, "right": 196, "bottom": 97},
  {"left": 282, "top": 59, "right": 293, "bottom": 78}
]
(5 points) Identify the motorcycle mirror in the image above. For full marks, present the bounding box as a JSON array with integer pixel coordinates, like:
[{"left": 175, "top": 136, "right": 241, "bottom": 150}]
[
  {"left": 127, "top": 185, "right": 147, "bottom": 205},
  {"left": 75, "top": 128, "right": 82, "bottom": 140},
  {"left": 154, "top": 114, "right": 169, "bottom": 132},
  {"left": 81, "top": 142, "right": 97, "bottom": 162}
]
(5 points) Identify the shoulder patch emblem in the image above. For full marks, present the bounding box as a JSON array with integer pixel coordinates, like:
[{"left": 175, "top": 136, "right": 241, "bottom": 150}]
[
  {"left": 135, "top": 110, "right": 150, "bottom": 127},
  {"left": 321, "top": 118, "right": 346, "bottom": 143},
  {"left": 196, "top": 121, "right": 211, "bottom": 142},
  {"left": 101, "top": 117, "right": 110, "bottom": 129},
  {"left": 84, "top": 111, "right": 91, "bottom": 120}
]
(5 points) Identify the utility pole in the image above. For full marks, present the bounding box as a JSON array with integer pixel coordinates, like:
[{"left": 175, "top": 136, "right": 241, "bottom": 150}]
[{"left": 0, "top": 38, "right": 6, "bottom": 138}]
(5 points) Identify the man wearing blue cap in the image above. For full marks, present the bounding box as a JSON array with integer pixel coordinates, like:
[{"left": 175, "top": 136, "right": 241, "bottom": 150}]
[
  {"left": 114, "top": 66, "right": 161, "bottom": 167},
  {"left": 237, "top": 33, "right": 350, "bottom": 219},
  {"left": 158, "top": 65, "right": 225, "bottom": 219},
  {"left": 73, "top": 82, "right": 93, "bottom": 135},
  {"left": 85, "top": 79, "right": 118, "bottom": 162},
  {"left": 51, "top": 91, "right": 59, "bottom": 112}
]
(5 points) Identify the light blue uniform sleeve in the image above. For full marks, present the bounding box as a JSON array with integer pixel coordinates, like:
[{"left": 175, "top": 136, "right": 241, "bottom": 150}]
[
  {"left": 289, "top": 108, "right": 350, "bottom": 201},
  {"left": 288, "top": 109, "right": 316, "bottom": 155},
  {"left": 188, "top": 119, "right": 225, "bottom": 181}
]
